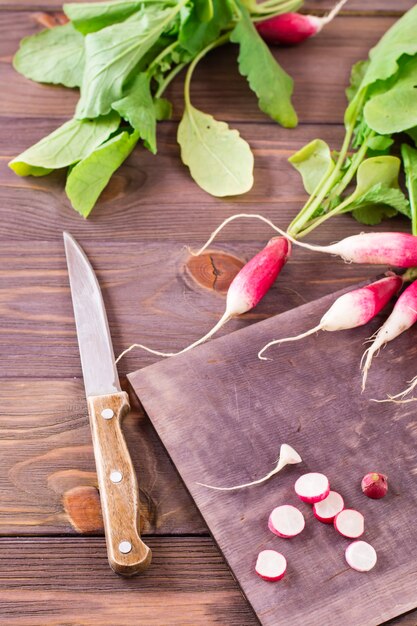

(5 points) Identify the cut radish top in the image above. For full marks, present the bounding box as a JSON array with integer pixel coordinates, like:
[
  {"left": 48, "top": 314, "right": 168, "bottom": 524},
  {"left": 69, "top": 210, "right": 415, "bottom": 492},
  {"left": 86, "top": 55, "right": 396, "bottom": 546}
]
[
  {"left": 334, "top": 509, "right": 364, "bottom": 538},
  {"left": 345, "top": 541, "right": 377, "bottom": 572},
  {"left": 313, "top": 491, "right": 344, "bottom": 523},
  {"left": 268, "top": 504, "right": 305, "bottom": 538},
  {"left": 255, "top": 550, "right": 287, "bottom": 581},
  {"left": 294, "top": 472, "right": 330, "bottom": 503}
]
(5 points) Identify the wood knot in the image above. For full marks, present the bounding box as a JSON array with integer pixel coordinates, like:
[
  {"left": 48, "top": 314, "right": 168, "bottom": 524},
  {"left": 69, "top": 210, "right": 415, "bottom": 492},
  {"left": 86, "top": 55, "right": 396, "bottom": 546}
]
[
  {"left": 63, "top": 486, "right": 103, "bottom": 534},
  {"left": 185, "top": 250, "right": 244, "bottom": 294}
]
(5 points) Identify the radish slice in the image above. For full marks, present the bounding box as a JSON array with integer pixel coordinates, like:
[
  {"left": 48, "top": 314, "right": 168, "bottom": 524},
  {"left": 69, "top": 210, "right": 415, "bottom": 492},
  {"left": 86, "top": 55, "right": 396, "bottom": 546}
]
[
  {"left": 255, "top": 550, "right": 287, "bottom": 581},
  {"left": 313, "top": 491, "right": 344, "bottom": 524},
  {"left": 334, "top": 509, "right": 364, "bottom": 538},
  {"left": 268, "top": 504, "right": 305, "bottom": 538},
  {"left": 294, "top": 472, "right": 330, "bottom": 503},
  {"left": 345, "top": 541, "right": 377, "bottom": 572}
]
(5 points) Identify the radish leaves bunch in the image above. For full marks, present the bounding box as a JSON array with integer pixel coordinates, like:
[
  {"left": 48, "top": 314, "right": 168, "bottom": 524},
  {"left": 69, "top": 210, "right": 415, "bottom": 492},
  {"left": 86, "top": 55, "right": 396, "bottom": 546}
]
[
  {"left": 9, "top": 0, "right": 303, "bottom": 216},
  {"left": 286, "top": 4, "right": 417, "bottom": 239}
]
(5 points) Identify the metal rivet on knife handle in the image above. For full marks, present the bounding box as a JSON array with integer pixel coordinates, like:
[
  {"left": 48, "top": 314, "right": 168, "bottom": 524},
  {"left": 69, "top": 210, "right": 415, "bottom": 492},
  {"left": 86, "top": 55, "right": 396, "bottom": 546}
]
[
  {"left": 110, "top": 470, "right": 123, "bottom": 483},
  {"left": 119, "top": 541, "right": 132, "bottom": 554},
  {"left": 101, "top": 408, "right": 114, "bottom": 420}
]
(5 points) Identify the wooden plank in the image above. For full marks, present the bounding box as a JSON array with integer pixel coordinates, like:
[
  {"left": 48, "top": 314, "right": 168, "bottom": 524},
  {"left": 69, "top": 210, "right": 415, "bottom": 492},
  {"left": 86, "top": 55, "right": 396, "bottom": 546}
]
[
  {"left": 0, "top": 378, "right": 206, "bottom": 535},
  {"left": 0, "top": 13, "right": 400, "bottom": 124},
  {"left": 129, "top": 287, "right": 417, "bottom": 626},
  {"left": 0, "top": 536, "right": 258, "bottom": 626},
  {"left": 0, "top": 0, "right": 413, "bottom": 14}
]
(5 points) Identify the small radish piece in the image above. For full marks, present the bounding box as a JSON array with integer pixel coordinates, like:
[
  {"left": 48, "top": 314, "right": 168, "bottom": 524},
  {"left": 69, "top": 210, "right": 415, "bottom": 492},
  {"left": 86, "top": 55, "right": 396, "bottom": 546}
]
[
  {"left": 345, "top": 541, "right": 377, "bottom": 572},
  {"left": 117, "top": 236, "right": 291, "bottom": 361},
  {"left": 258, "top": 274, "right": 402, "bottom": 359},
  {"left": 255, "top": 550, "right": 287, "bottom": 581},
  {"left": 268, "top": 505, "right": 305, "bottom": 538},
  {"left": 361, "top": 472, "right": 388, "bottom": 499},
  {"left": 294, "top": 472, "right": 330, "bottom": 504},
  {"left": 313, "top": 491, "right": 344, "bottom": 524},
  {"left": 256, "top": 0, "right": 348, "bottom": 46},
  {"left": 334, "top": 509, "right": 364, "bottom": 538},
  {"left": 362, "top": 279, "right": 417, "bottom": 389}
]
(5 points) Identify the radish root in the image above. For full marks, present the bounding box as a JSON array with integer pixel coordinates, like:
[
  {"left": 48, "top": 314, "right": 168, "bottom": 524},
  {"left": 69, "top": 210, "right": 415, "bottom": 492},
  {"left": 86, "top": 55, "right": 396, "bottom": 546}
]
[
  {"left": 371, "top": 375, "right": 417, "bottom": 403},
  {"left": 258, "top": 324, "right": 323, "bottom": 360}
]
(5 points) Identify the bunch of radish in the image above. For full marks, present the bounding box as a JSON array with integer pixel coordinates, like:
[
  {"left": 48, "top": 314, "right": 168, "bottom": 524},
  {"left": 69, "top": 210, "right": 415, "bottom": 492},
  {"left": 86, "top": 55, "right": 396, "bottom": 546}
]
[{"left": 255, "top": 471, "right": 378, "bottom": 581}]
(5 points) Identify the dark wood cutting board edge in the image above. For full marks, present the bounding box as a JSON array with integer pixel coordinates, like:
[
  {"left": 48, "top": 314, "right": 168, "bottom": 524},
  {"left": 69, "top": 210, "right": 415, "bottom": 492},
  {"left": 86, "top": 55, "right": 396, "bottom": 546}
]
[{"left": 128, "top": 282, "right": 417, "bottom": 626}]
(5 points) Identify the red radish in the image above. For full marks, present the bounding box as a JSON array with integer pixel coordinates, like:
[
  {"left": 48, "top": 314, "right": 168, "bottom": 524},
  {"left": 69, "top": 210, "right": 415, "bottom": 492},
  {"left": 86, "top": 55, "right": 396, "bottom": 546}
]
[
  {"left": 256, "top": 0, "right": 348, "bottom": 46},
  {"left": 362, "top": 279, "right": 417, "bottom": 390},
  {"left": 345, "top": 541, "right": 377, "bottom": 572},
  {"left": 313, "top": 491, "right": 344, "bottom": 524},
  {"left": 258, "top": 274, "right": 402, "bottom": 359},
  {"left": 361, "top": 472, "right": 388, "bottom": 499},
  {"left": 334, "top": 509, "right": 364, "bottom": 538},
  {"left": 268, "top": 504, "right": 305, "bottom": 538},
  {"left": 294, "top": 472, "right": 330, "bottom": 504},
  {"left": 116, "top": 236, "right": 291, "bottom": 361},
  {"left": 255, "top": 550, "right": 287, "bottom": 581},
  {"left": 190, "top": 213, "right": 417, "bottom": 268}
]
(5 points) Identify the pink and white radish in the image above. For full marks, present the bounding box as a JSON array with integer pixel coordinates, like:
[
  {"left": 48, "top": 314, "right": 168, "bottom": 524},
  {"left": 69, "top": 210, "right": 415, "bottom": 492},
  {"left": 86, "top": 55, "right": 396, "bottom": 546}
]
[
  {"left": 258, "top": 274, "right": 403, "bottom": 359},
  {"left": 190, "top": 213, "right": 417, "bottom": 268},
  {"left": 268, "top": 504, "right": 305, "bottom": 538},
  {"left": 362, "top": 279, "right": 417, "bottom": 390},
  {"left": 334, "top": 509, "right": 364, "bottom": 539},
  {"left": 345, "top": 541, "right": 377, "bottom": 572},
  {"left": 196, "top": 443, "right": 302, "bottom": 491},
  {"left": 256, "top": 0, "right": 348, "bottom": 46},
  {"left": 294, "top": 472, "right": 330, "bottom": 504},
  {"left": 313, "top": 491, "right": 344, "bottom": 524},
  {"left": 255, "top": 550, "right": 287, "bottom": 581},
  {"left": 361, "top": 472, "right": 388, "bottom": 499},
  {"left": 116, "top": 236, "right": 291, "bottom": 361}
]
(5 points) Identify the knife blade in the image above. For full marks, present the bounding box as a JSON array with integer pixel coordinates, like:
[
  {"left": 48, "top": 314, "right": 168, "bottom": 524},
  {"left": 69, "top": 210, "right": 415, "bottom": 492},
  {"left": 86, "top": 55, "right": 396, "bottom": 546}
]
[{"left": 64, "top": 231, "right": 151, "bottom": 576}]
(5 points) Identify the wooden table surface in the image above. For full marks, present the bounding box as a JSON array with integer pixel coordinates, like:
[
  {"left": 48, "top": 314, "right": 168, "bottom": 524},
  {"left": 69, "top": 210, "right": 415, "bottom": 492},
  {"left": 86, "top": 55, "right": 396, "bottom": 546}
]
[{"left": 1, "top": 1, "right": 416, "bottom": 624}]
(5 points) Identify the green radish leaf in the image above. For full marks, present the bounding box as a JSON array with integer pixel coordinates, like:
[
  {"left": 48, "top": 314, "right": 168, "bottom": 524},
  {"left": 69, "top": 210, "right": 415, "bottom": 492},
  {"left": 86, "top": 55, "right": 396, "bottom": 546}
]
[
  {"left": 352, "top": 202, "right": 399, "bottom": 226},
  {"left": 65, "top": 129, "right": 139, "bottom": 217},
  {"left": 289, "top": 139, "right": 335, "bottom": 195},
  {"left": 64, "top": 0, "right": 160, "bottom": 35},
  {"left": 346, "top": 59, "right": 369, "bottom": 103},
  {"left": 364, "top": 58, "right": 417, "bottom": 134},
  {"left": 76, "top": 6, "right": 177, "bottom": 118},
  {"left": 177, "top": 104, "right": 254, "bottom": 196},
  {"left": 154, "top": 97, "right": 172, "bottom": 120},
  {"left": 179, "top": 0, "right": 232, "bottom": 55},
  {"left": 9, "top": 112, "right": 120, "bottom": 176},
  {"left": 13, "top": 23, "right": 85, "bottom": 88},
  {"left": 401, "top": 143, "right": 417, "bottom": 235},
  {"left": 230, "top": 5, "right": 297, "bottom": 128},
  {"left": 366, "top": 135, "right": 394, "bottom": 154},
  {"left": 406, "top": 127, "right": 417, "bottom": 146},
  {"left": 112, "top": 73, "right": 158, "bottom": 154},
  {"left": 352, "top": 156, "right": 404, "bottom": 197}
]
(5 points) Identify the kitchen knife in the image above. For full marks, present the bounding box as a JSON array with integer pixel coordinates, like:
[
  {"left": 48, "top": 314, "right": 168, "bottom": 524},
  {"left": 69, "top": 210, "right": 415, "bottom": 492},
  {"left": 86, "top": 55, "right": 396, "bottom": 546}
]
[{"left": 63, "top": 231, "right": 151, "bottom": 576}]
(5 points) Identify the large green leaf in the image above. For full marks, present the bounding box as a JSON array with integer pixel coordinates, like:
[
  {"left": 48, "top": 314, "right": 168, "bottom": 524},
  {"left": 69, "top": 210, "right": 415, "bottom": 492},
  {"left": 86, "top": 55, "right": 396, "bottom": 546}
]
[
  {"left": 364, "top": 58, "right": 417, "bottom": 134},
  {"left": 65, "top": 129, "right": 139, "bottom": 217},
  {"left": 179, "top": 0, "right": 232, "bottom": 55},
  {"left": 289, "top": 139, "right": 334, "bottom": 194},
  {"left": 13, "top": 23, "right": 85, "bottom": 88},
  {"left": 401, "top": 143, "right": 417, "bottom": 234},
  {"left": 230, "top": 5, "right": 297, "bottom": 128},
  {"left": 9, "top": 112, "right": 120, "bottom": 176},
  {"left": 177, "top": 104, "right": 253, "bottom": 196},
  {"left": 112, "top": 73, "right": 158, "bottom": 154},
  {"left": 64, "top": 0, "right": 166, "bottom": 34},
  {"left": 76, "top": 6, "right": 177, "bottom": 118}
]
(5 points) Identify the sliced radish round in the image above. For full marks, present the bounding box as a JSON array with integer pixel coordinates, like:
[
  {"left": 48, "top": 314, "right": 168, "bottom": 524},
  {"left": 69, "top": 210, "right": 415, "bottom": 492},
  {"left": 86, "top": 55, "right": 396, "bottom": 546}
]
[
  {"left": 313, "top": 491, "right": 344, "bottom": 524},
  {"left": 294, "top": 472, "right": 330, "bottom": 503},
  {"left": 255, "top": 549, "right": 287, "bottom": 581},
  {"left": 345, "top": 541, "right": 377, "bottom": 572},
  {"left": 334, "top": 509, "right": 364, "bottom": 538},
  {"left": 268, "top": 504, "right": 305, "bottom": 538}
]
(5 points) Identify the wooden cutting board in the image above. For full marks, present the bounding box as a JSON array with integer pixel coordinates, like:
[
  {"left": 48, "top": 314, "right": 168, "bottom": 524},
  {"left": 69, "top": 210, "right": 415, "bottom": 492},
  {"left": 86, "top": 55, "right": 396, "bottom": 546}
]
[{"left": 128, "top": 285, "right": 417, "bottom": 626}]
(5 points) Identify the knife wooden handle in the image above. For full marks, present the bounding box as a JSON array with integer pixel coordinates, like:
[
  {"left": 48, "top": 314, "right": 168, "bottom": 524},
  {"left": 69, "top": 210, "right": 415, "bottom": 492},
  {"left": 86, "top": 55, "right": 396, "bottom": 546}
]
[{"left": 87, "top": 391, "right": 152, "bottom": 576}]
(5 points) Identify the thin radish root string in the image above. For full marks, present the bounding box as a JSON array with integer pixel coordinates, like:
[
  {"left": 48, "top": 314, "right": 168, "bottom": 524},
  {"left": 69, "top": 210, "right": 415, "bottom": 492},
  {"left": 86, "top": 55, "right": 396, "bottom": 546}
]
[
  {"left": 116, "top": 310, "right": 231, "bottom": 363},
  {"left": 322, "top": 0, "right": 349, "bottom": 25},
  {"left": 371, "top": 376, "right": 417, "bottom": 403},
  {"left": 187, "top": 213, "right": 328, "bottom": 257},
  {"left": 258, "top": 324, "right": 323, "bottom": 360}
]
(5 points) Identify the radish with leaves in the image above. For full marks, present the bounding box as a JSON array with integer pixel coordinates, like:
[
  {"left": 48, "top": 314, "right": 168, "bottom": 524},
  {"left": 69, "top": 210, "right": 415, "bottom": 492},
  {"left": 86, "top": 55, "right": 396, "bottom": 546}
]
[
  {"left": 362, "top": 280, "right": 417, "bottom": 390},
  {"left": 117, "top": 237, "right": 291, "bottom": 361},
  {"left": 258, "top": 274, "right": 403, "bottom": 359},
  {"left": 256, "top": 0, "right": 348, "bottom": 46}
]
